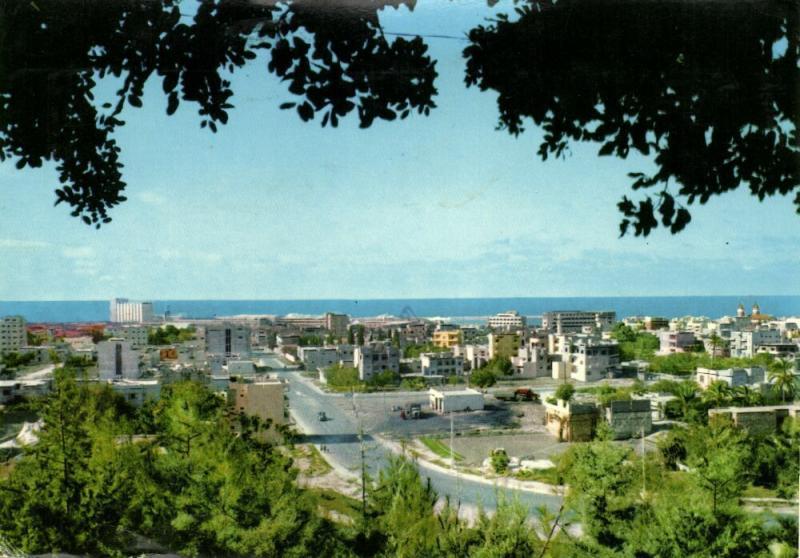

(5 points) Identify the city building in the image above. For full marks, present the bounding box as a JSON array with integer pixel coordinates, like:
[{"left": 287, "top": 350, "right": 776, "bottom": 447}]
[
  {"left": 109, "top": 298, "right": 154, "bottom": 323},
  {"left": 541, "top": 310, "right": 616, "bottom": 333},
  {"left": 512, "top": 337, "right": 549, "bottom": 378},
  {"left": 487, "top": 310, "right": 526, "bottom": 330},
  {"left": 544, "top": 399, "right": 599, "bottom": 442},
  {"left": 605, "top": 399, "right": 652, "bottom": 439},
  {"left": 429, "top": 388, "right": 485, "bottom": 414},
  {"left": 106, "top": 325, "right": 149, "bottom": 348},
  {"left": 0, "top": 315, "right": 26, "bottom": 354},
  {"left": 754, "top": 343, "right": 799, "bottom": 359},
  {"left": 696, "top": 366, "right": 766, "bottom": 389},
  {"left": 488, "top": 332, "right": 521, "bottom": 360},
  {"left": 353, "top": 342, "right": 400, "bottom": 381},
  {"left": 109, "top": 379, "right": 161, "bottom": 407},
  {"left": 657, "top": 331, "right": 697, "bottom": 355},
  {"left": 325, "top": 313, "right": 350, "bottom": 338},
  {"left": 420, "top": 352, "right": 463, "bottom": 376},
  {"left": 98, "top": 338, "right": 140, "bottom": 380},
  {"left": 298, "top": 346, "right": 340, "bottom": 371},
  {"left": 729, "top": 329, "right": 783, "bottom": 358},
  {"left": 708, "top": 404, "right": 800, "bottom": 437},
  {"left": 205, "top": 323, "right": 252, "bottom": 357},
  {"left": 228, "top": 377, "right": 287, "bottom": 441},
  {"left": 643, "top": 316, "right": 669, "bottom": 331},
  {"left": 549, "top": 335, "right": 619, "bottom": 382},
  {"left": 432, "top": 328, "right": 463, "bottom": 349}
]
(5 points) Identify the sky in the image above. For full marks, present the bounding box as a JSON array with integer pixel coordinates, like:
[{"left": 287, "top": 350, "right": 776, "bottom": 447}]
[{"left": 0, "top": 0, "right": 798, "bottom": 301}]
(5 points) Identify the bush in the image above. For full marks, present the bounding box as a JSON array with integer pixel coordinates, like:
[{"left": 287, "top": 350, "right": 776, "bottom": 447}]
[
  {"left": 490, "top": 449, "right": 510, "bottom": 474},
  {"left": 555, "top": 383, "right": 575, "bottom": 403}
]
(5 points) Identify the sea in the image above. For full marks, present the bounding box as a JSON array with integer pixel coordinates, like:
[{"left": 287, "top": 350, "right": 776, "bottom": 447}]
[{"left": 1, "top": 296, "right": 799, "bottom": 324}]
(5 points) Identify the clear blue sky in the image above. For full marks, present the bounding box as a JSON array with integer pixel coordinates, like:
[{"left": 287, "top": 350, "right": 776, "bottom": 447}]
[{"left": 0, "top": 0, "right": 798, "bottom": 301}]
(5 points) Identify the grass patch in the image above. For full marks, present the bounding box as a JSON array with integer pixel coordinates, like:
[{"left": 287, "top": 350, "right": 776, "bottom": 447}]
[
  {"left": 310, "top": 488, "right": 361, "bottom": 522},
  {"left": 742, "top": 485, "right": 779, "bottom": 499},
  {"left": 305, "top": 445, "right": 333, "bottom": 476},
  {"left": 420, "top": 437, "right": 464, "bottom": 461},
  {"left": 515, "top": 467, "right": 562, "bottom": 485}
]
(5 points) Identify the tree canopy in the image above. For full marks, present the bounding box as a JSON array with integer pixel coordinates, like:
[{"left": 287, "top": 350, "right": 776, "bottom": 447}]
[{"left": 0, "top": 0, "right": 796, "bottom": 234}]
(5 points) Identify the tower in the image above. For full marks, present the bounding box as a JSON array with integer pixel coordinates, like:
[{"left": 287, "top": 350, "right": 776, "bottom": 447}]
[{"left": 736, "top": 303, "right": 745, "bottom": 318}]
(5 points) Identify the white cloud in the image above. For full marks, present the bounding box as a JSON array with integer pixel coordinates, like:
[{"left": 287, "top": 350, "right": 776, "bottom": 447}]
[
  {"left": 137, "top": 190, "right": 167, "bottom": 206},
  {"left": 0, "top": 238, "right": 51, "bottom": 249}
]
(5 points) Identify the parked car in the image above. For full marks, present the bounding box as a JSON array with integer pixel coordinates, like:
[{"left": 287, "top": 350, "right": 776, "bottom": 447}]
[{"left": 317, "top": 411, "right": 328, "bottom": 421}]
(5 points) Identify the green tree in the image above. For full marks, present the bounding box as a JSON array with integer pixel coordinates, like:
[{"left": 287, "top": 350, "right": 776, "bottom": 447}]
[
  {"left": 701, "top": 380, "right": 732, "bottom": 409},
  {"left": 469, "top": 368, "right": 496, "bottom": 389},
  {"left": 489, "top": 448, "right": 510, "bottom": 474},
  {"left": 554, "top": 383, "right": 575, "bottom": 403},
  {"left": 684, "top": 419, "right": 751, "bottom": 515},
  {"left": 768, "top": 358, "right": 797, "bottom": 403}
]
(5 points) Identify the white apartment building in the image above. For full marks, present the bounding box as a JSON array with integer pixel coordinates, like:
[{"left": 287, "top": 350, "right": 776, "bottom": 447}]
[
  {"left": 98, "top": 338, "right": 140, "bottom": 380},
  {"left": 462, "top": 344, "right": 489, "bottom": 371},
  {"left": 0, "top": 316, "right": 26, "bottom": 354},
  {"left": 541, "top": 310, "right": 616, "bottom": 333},
  {"left": 512, "top": 338, "right": 549, "bottom": 378},
  {"left": 729, "top": 329, "right": 783, "bottom": 358},
  {"left": 205, "top": 323, "right": 252, "bottom": 357},
  {"left": 550, "top": 336, "right": 619, "bottom": 382},
  {"left": 106, "top": 325, "right": 149, "bottom": 348},
  {"left": 657, "top": 331, "right": 696, "bottom": 355},
  {"left": 420, "top": 352, "right": 463, "bottom": 377},
  {"left": 353, "top": 342, "right": 400, "bottom": 381},
  {"left": 298, "top": 346, "right": 340, "bottom": 371},
  {"left": 110, "top": 298, "right": 154, "bottom": 323},
  {"left": 487, "top": 310, "right": 526, "bottom": 330}
]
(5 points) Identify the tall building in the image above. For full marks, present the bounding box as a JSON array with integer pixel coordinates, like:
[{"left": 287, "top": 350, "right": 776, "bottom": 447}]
[
  {"left": 205, "top": 323, "right": 252, "bottom": 357},
  {"left": 488, "top": 332, "right": 522, "bottom": 360},
  {"left": 541, "top": 310, "right": 616, "bottom": 333},
  {"left": 353, "top": 342, "right": 400, "bottom": 381},
  {"left": 487, "top": 310, "right": 526, "bottom": 330},
  {"left": 324, "top": 313, "right": 350, "bottom": 338},
  {"left": 98, "top": 338, "right": 140, "bottom": 380},
  {"left": 110, "top": 298, "right": 154, "bottom": 323},
  {"left": 0, "top": 316, "right": 26, "bottom": 354}
]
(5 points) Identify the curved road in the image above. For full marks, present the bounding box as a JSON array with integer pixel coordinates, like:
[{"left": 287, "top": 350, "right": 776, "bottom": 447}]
[{"left": 280, "top": 371, "right": 562, "bottom": 514}]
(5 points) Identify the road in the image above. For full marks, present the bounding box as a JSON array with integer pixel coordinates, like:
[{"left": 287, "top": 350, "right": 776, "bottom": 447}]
[{"left": 281, "top": 371, "right": 563, "bottom": 515}]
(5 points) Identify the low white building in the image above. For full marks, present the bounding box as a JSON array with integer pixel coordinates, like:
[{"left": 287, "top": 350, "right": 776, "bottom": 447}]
[
  {"left": 108, "top": 379, "right": 161, "bottom": 407},
  {"left": 298, "top": 346, "right": 340, "bottom": 371},
  {"left": 420, "top": 352, "right": 463, "bottom": 376},
  {"left": 696, "top": 366, "right": 766, "bottom": 389},
  {"left": 429, "top": 388, "right": 485, "bottom": 414},
  {"left": 106, "top": 325, "right": 149, "bottom": 348}
]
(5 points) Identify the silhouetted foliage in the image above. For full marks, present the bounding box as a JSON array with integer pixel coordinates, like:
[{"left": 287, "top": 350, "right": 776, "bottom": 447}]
[
  {"left": 1, "top": 0, "right": 797, "bottom": 235},
  {"left": 0, "top": 0, "right": 436, "bottom": 226},
  {"left": 464, "top": 0, "right": 799, "bottom": 235}
]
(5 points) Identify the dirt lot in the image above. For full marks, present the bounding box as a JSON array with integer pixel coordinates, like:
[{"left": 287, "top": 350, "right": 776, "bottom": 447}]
[{"left": 449, "top": 431, "right": 568, "bottom": 466}]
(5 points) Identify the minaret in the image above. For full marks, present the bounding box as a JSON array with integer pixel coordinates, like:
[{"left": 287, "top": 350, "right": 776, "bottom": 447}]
[
  {"left": 736, "top": 303, "right": 745, "bottom": 318},
  {"left": 751, "top": 302, "right": 760, "bottom": 316}
]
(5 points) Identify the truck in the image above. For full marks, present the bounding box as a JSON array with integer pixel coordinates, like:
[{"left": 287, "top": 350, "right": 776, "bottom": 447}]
[
  {"left": 317, "top": 411, "right": 328, "bottom": 422},
  {"left": 401, "top": 403, "right": 422, "bottom": 419},
  {"left": 514, "top": 388, "right": 540, "bottom": 402},
  {"left": 494, "top": 388, "right": 540, "bottom": 402}
]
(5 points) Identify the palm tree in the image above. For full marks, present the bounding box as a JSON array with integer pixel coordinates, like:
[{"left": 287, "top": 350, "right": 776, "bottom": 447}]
[
  {"left": 733, "top": 385, "right": 762, "bottom": 407},
  {"left": 768, "top": 358, "right": 797, "bottom": 403},
  {"left": 674, "top": 381, "right": 698, "bottom": 419},
  {"left": 702, "top": 380, "right": 732, "bottom": 409}
]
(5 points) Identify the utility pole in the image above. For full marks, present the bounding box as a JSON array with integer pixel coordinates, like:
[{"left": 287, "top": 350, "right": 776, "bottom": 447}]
[{"left": 641, "top": 423, "right": 646, "bottom": 497}]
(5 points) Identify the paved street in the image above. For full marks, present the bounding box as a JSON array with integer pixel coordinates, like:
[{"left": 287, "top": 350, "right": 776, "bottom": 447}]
[{"left": 281, "top": 371, "right": 563, "bottom": 514}]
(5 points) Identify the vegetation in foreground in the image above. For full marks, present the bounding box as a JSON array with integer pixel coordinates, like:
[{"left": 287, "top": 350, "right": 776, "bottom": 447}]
[{"left": 0, "top": 368, "right": 797, "bottom": 557}]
